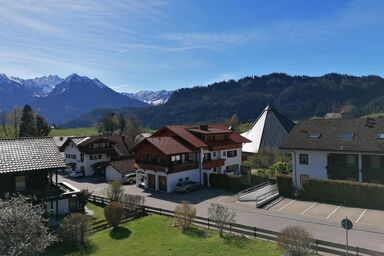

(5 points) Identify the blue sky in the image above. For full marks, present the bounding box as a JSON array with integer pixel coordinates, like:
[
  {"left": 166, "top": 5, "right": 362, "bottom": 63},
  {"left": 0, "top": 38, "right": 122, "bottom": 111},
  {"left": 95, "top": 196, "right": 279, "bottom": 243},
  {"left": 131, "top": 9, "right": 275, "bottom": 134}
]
[{"left": 1, "top": 0, "right": 384, "bottom": 92}]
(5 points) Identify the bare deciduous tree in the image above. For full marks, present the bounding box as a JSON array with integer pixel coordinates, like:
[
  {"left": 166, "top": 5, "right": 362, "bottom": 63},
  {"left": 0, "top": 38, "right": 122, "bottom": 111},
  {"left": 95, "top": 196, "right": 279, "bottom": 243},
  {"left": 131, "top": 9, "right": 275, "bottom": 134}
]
[
  {"left": 0, "top": 195, "right": 56, "bottom": 256},
  {"left": 105, "top": 181, "right": 124, "bottom": 202},
  {"left": 278, "top": 226, "right": 314, "bottom": 256},
  {"left": 123, "top": 194, "right": 145, "bottom": 213},
  {"left": 174, "top": 201, "right": 196, "bottom": 231},
  {"left": 208, "top": 202, "right": 236, "bottom": 237}
]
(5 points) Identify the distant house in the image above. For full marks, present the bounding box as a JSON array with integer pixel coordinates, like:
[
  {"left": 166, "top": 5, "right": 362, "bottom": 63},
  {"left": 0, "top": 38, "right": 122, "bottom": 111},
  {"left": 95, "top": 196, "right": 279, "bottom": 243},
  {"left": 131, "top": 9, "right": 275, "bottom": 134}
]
[
  {"left": 106, "top": 159, "right": 136, "bottom": 182},
  {"left": 132, "top": 124, "right": 250, "bottom": 193},
  {"left": 280, "top": 118, "right": 384, "bottom": 189},
  {"left": 60, "top": 135, "right": 132, "bottom": 176},
  {"left": 0, "top": 137, "right": 80, "bottom": 217},
  {"left": 241, "top": 105, "right": 295, "bottom": 155}
]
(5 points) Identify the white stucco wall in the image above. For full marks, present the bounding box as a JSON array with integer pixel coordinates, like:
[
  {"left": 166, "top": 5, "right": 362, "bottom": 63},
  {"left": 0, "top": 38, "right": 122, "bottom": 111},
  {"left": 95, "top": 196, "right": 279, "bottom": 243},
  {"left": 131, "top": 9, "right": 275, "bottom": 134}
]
[
  {"left": 106, "top": 165, "right": 122, "bottom": 181},
  {"left": 166, "top": 168, "right": 200, "bottom": 192}
]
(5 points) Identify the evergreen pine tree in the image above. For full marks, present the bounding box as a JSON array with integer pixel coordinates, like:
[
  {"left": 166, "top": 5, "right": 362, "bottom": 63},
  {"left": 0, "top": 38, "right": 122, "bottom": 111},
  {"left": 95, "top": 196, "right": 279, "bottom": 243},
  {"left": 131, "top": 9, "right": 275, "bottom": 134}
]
[
  {"left": 36, "top": 114, "right": 52, "bottom": 136},
  {"left": 19, "top": 105, "right": 37, "bottom": 137}
]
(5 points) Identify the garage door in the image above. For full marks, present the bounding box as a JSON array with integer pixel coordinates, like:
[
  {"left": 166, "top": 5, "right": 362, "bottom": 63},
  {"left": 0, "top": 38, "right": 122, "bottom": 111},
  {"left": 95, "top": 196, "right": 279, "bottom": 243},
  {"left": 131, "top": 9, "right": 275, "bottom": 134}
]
[
  {"left": 148, "top": 174, "right": 156, "bottom": 189},
  {"left": 158, "top": 176, "right": 167, "bottom": 192}
]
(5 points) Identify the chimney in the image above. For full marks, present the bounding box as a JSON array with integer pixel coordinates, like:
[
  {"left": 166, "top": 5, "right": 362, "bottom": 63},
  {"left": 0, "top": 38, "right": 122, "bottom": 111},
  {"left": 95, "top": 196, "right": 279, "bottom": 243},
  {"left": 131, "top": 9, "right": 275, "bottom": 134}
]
[{"left": 200, "top": 125, "right": 208, "bottom": 131}]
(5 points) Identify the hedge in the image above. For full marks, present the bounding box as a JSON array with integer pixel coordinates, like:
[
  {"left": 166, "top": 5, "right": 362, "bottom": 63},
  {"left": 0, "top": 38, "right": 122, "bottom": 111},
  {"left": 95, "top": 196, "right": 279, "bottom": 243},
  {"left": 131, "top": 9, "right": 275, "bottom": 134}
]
[
  {"left": 276, "top": 175, "right": 294, "bottom": 197},
  {"left": 301, "top": 178, "right": 384, "bottom": 209},
  {"left": 209, "top": 173, "right": 269, "bottom": 192}
]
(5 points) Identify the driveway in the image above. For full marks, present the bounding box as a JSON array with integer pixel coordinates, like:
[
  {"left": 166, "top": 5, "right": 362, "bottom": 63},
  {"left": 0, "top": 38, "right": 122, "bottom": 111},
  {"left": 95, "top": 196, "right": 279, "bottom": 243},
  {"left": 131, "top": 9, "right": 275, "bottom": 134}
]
[{"left": 61, "top": 174, "right": 384, "bottom": 252}]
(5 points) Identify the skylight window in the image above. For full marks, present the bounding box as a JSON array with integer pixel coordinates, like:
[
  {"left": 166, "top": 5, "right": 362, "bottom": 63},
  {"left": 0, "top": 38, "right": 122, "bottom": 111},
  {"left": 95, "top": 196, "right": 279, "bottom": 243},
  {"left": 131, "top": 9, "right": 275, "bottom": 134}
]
[
  {"left": 308, "top": 132, "right": 321, "bottom": 139},
  {"left": 339, "top": 133, "right": 354, "bottom": 139},
  {"left": 377, "top": 133, "right": 384, "bottom": 139}
]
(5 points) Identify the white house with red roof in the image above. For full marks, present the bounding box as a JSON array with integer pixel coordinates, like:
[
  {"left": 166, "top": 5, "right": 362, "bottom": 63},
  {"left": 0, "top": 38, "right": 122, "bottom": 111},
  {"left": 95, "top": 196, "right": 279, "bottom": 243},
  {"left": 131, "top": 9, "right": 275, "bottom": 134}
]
[{"left": 132, "top": 124, "right": 250, "bottom": 193}]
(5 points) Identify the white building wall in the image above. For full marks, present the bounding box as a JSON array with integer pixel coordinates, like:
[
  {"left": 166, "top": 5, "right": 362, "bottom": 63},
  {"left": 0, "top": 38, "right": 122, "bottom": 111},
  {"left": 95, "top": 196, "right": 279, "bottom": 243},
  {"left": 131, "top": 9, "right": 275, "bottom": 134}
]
[
  {"left": 47, "top": 199, "right": 69, "bottom": 215},
  {"left": 166, "top": 168, "right": 200, "bottom": 192},
  {"left": 106, "top": 165, "right": 122, "bottom": 181},
  {"left": 64, "top": 141, "right": 81, "bottom": 170}
]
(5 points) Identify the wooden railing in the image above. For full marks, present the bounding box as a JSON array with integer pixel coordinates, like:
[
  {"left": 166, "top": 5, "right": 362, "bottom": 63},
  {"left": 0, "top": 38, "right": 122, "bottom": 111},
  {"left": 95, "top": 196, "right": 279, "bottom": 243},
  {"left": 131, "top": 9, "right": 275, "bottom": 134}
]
[
  {"left": 88, "top": 195, "right": 384, "bottom": 256},
  {"left": 203, "top": 159, "right": 225, "bottom": 169}
]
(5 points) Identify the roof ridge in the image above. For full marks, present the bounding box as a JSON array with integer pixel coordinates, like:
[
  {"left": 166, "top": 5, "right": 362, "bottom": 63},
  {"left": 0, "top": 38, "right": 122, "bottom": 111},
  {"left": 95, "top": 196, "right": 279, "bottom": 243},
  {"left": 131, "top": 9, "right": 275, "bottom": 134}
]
[{"left": 0, "top": 136, "right": 53, "bottom": 141}]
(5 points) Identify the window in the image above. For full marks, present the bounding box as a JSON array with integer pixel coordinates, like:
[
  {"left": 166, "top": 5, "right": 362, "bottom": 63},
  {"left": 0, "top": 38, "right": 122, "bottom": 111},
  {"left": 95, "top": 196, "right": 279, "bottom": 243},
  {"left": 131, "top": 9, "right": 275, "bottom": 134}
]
[
  {"left": 213, "top": 152, "right": 217, "bottom": 157},
  {"left": 71, "top": 154, "right": 76, "bottom": 159},
  {"left": 224, "top": 135, "right": 228, "bottom": 140},
  {"left": 99, "top": 154, "right": 102, "bottom": 159},
  {"left": 227, "top": 150, "right": 237, "bottom": 158},
  {"left": 223, "top": 151, "right": 226, "bottom": 157},
  {"left": 15, "top": 176, "right": 26, "bottom": 192},
  {"left": 346, "top": 155, "right": 357, "bottom": 167},
  {"left": 178, "top": 178, "right": 183, "bottom": 182},
  {"left": 299, "top": 154, "right": 308, "bottom": 165},
  {"left": 185, "top": 177, "right": 189, "bottom": 181},
  {"left": 171, "top": 155, "right": 181, "bottom": 163},
  {"left": 203, "top": 153, "right": 211, "bottom": 161},
  {"left": 80, "top": 154, "right": 84, "bottom": 162},
  {"left": 90, "top": 155, "right": 102, "bottom": 160},
  {"left": 339, "top": 133, "right": 354, "bottom": 139},
  {"left": 65, "top": 154, "right": 70, "bottom": 158},
  {"left": 369, "top": 156, "right": 381, "bottom": 169},
  {"left": 308, "top": 132, "right": 321, "bottom": 139},
  {"left": 225, "top": 164, "right": 239, "bottom": 173}
]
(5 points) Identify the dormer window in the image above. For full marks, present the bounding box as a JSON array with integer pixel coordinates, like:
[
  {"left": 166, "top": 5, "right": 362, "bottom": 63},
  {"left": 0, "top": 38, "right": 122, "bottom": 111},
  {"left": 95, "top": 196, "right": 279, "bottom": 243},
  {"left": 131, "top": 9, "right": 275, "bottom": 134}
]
[
  {"left": 339, "top": 133, "right": 354, "bottom": 139},
  {"left": 308, "top": 132, "right": 321, "bottom": 139},
  {"left": 377, "top": 133, "right": 384, "bottom": 139}
]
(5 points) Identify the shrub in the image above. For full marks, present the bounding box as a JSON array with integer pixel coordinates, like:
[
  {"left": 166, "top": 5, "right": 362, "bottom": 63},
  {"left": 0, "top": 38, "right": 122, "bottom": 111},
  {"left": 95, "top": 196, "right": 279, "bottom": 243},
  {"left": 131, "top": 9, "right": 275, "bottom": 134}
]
[
  {"left": 250, "top": 175, "right": 269, "bottom": 186},
  {"left": 301, "top": 178, "right": 384, "bottom": 209},
  {"left": 208, "top": 202, "right": 236, "bottom": 237},
  {"left": 0, "top": 195, "right": 56, "bottom": 256},
  {"left": 104, "top": 202, "right": 124, "bottom": 228},
  {"left": 278, "top": 226, "right": 314, "bottom": 256},
  {"left": 210, "top": 173, "right": 269, "bottom": 192},
  {"left": 77, "top": 189, "right": 92, "bottom": 213},
  {"left": 59, "top": 213, "right": 92, "bottom": 248},
  {"left": 123, "top": 194, "right": 145, "bottom": 213},
  {"left": 174, "top": 201, "right": 196, "bottom": 231},
  {"left": 247, "top": 149, "right": 289, "bottom": 169},
  {"left": 277, "top": 175, "right": 294, "bottom": 197},
  {"left": 105, "top": 181, "right": 124, "bottom": 202}
]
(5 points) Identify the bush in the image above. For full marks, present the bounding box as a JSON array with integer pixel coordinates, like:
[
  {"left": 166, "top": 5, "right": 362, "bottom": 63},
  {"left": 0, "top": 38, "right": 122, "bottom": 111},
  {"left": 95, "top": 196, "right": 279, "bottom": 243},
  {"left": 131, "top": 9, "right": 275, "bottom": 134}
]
[
  {"left": 104, "top": 202, "right": 124, "bottom": 228},
  {"left": 122, "top": 194, "right": 145, "bottom": 214},
  {"left": 246, "top": 149, "right": 289, "bottom": 169},
  {"left": 174, "top": 201, "right": 196, "bottom": 231},
  {"left": 59, "top": 213, "right": 92, "bottom": 248},
  {"left": 277, "top": 175, "right": 294, "bottom": 197},
  {"left": 77, "top": 189, "right": 92, "bottom": 213},
  {"left": 210, "top": 173, "right": 270, "bottom": 192},
  {"left": 250, "top": 175, "right": 269, "bottom": 186},
  {"left": 301, "top": 178, "right": 384, "bottom": 209},
  {"left": 278, "top": 226, "right": 314, "bottom": 256},
  {"left": 105, "top": 181, "right": 124, "bottom": 202}
]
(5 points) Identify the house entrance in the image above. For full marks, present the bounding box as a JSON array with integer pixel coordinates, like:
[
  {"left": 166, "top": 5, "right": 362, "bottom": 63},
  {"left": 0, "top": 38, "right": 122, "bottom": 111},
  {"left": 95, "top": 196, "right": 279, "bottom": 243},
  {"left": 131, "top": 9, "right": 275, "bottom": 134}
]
[
  {"left": 148, "top": 174, "right": 156, "bottom": 189},
  {"left": 203, "top": 173, "right": 208, "bottom": 186},
  {"left": 158, "top": 176, "right": 167, "bottom": 192}
]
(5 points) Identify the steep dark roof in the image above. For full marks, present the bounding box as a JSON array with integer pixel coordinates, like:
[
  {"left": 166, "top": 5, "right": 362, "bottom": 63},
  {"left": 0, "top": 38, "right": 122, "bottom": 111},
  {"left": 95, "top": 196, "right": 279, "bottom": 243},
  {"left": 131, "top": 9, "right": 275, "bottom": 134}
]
[
  {"left": 0, "top": 137, "right": 66, "bottom": 174},
  {"left": 280, "top": 118, "right": 384, "bottom": 153},
  {"left": 270, "top": 106, "right": 295, "bottom": 132}
]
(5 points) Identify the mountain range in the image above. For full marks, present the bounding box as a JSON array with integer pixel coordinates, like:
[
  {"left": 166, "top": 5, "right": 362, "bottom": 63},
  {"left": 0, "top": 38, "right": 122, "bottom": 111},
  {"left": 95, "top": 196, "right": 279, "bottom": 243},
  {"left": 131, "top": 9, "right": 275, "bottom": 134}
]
[
  {"left": 122, "top": 90, "right": 172, "bottom": 105},
  {"left": 0, "top": 73, "right": 153, "bottom": 124},
  {"left": 63, "top": 73, "right": 384, "bottom": 129}
]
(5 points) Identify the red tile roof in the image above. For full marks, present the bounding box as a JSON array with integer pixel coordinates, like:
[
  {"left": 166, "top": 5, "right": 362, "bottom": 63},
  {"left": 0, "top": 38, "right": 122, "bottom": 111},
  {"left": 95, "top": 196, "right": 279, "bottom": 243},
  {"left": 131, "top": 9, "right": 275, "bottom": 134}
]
[
  {"left": 146, "top": 137, "right": 193, "bottom": 155},
  {"left": 154, "top": 126, "right": 208, "bottom": 148},
  {"left": 109, "top": 159, "right": 136, "bottom": 174},
  {"left": 208, "top": 124, "right": 251, "bottom": 144}
]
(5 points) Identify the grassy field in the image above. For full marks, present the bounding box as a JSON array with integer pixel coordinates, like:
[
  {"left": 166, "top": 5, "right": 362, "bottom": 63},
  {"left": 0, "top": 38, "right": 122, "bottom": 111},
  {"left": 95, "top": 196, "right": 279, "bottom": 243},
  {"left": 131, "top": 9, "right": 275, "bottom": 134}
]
[
  {"left": 49, "top": 127, "right": 99, "bottom": 137},
  {"left": 45, "top": 214, "right": 281, "bottom": 256},
  {"left": 86, "top": 202, "right": 106, "bottom": 223},
  {"left": 361, "top": 112, "right": 384, "bottom": 118},
  {"left": 238, "top": 122, "right": 252, "bottom": 133}
]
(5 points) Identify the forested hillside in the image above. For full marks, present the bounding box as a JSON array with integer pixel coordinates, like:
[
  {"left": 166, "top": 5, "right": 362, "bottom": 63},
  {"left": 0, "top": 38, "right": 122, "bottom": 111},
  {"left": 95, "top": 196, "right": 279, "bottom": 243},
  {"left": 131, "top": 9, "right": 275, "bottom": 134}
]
[{"left": 64, "top": 73, "right": 384, "bottom": 129}]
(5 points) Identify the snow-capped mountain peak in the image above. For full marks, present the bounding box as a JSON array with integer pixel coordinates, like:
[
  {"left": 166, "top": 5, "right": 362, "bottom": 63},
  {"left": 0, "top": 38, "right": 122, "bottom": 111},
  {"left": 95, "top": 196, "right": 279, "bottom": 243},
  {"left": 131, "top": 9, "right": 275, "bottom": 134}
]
[{"left": 122, "top": 90, "right": 172, "bottom": 105}]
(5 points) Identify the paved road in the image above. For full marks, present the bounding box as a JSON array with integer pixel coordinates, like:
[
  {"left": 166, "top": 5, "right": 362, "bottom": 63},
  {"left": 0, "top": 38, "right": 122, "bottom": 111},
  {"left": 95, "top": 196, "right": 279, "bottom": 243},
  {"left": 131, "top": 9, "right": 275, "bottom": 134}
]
[{"left": 61, "top": 174, "right": 384, "bottom": 252}]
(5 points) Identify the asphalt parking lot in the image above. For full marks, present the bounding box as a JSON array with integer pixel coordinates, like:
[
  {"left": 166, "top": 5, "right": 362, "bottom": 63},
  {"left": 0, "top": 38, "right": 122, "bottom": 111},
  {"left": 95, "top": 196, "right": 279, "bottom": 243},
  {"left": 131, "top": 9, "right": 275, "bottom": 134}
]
[{"left": 267, "top": 198, "right": 384, "bottom": 229}]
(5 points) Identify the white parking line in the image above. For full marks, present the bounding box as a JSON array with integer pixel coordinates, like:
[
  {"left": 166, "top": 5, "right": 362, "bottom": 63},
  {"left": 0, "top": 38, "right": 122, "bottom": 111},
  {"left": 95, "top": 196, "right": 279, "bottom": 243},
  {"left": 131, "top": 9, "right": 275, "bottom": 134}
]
[
  {"left": 326, "top": 205, "right": 341, "bottom": 219},
  {"left": 355, "top": 209, "right": 367, "bottom": 223},
  {"left": 300, "top": 202, "right": 317, "bottom": 215},
  {"left": 278, "top": 200, "right": 295, "bottom": 212}
]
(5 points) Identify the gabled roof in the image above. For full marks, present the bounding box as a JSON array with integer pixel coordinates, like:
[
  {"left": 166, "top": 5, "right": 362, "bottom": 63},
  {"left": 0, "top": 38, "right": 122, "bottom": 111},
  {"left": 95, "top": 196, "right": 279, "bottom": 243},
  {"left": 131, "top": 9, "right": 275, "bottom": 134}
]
[
  {"left": 280, "top": 118, "right": 384, "bottom": 153},
  {"left": 0, "top": 137, "right": 66, "bottom": 174},
  {"left": 146, "top": 137, "right": 193, "bottom": 155},
  {"left": 155, "top": 126, "right": 208, "bottom": 148},
  {"left": 242, "top": 105, "right": 295, "bottom": 153},
  {"left": 109, "top": 159, "right": 136, "bottom": 174}
]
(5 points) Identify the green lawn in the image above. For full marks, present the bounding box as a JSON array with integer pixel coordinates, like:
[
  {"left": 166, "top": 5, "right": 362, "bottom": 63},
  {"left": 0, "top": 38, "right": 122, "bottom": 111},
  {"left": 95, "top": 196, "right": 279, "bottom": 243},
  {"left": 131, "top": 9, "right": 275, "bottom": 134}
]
[
  {"left": 49, "top": 127, "right": 99, "bottom": 137},
  {"left": 239, "top": 122, "right": 252, "bottom": 133},
  {"left": 45, "top": 214, "right": 281, "bottom": 256},
  {"left": 86, "top": 202, "right": 105, "bottom": 223},
  {"left": 361, "top": 112, "right": 384, "bottom": 118}
]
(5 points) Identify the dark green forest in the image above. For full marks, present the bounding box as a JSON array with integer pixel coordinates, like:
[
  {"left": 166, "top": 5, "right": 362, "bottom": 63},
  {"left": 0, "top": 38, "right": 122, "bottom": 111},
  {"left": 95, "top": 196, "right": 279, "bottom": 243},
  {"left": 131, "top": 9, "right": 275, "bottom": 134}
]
[{"left": 64, "top": 73, "right": 384, "bottom": 129}]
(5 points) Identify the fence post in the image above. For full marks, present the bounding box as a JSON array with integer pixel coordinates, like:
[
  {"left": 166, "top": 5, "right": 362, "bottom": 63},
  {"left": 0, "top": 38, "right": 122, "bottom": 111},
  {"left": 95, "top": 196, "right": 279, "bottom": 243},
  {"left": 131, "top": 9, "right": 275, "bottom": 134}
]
[
  {"left": 356, "top": 246, "right": 359, "bottom": 256},
  {"left": 315, "top": 239, "right": 318, "bottom": 255},
  {"left": 208, "top": 218, "right": 210, "bottom": 230},
  {"left": 101, "top": 197, "right": 104, "bottom": 205},
  {"left": 254, "top": 226, "right": 256, "bottom": 238},
  {"left": 159, "top": 208, "right": 162, "bottom": 216},
  {"left": 229, "top": 223, "right": 232, "bottom": 234}
]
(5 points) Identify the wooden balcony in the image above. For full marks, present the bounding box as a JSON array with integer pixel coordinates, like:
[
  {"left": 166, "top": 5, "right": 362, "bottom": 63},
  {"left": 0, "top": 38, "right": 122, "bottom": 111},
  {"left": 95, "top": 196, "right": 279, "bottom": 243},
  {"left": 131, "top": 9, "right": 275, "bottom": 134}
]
[
  {"left": 203, "top": 159, "right": 225, "bottom": 169},
  {"left": 170, "top": 162, "right": 198, "bottom": 172},
  {"left": 135, "top": 161, "right": 198, "bottom": 173}
]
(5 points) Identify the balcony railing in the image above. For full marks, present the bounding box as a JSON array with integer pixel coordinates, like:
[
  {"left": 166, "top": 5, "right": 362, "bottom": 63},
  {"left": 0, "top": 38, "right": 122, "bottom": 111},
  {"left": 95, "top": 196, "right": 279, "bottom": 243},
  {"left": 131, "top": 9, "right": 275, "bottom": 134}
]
[
  {"left": 136, "top": 161, "right": 198, "bottom": 173},
  {"left": 203, "top": 159, "right": 225, "bottom": 169},
  {"left": 170, "top": 162, "right": 198, "bottom": 172}
]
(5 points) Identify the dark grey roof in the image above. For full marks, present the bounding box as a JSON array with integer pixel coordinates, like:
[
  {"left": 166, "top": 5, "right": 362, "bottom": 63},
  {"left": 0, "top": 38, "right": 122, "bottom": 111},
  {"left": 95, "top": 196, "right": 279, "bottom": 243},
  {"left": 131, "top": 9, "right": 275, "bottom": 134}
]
[
  {"left": 280, "top": 118, "right": 384, "bottom": 153},
  {"left": 0, "top": 137, "right": 66, "bottom": 174}
]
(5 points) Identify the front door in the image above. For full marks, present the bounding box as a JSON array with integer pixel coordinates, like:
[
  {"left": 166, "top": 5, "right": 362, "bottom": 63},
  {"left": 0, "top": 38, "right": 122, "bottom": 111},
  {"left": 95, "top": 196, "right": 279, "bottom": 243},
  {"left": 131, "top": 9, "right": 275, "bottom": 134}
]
[
  {"left": 158, "top": 176, "right": 167, "bottom": 192},
  {"left": 203, "top": 173, "right": 208, "bottom": 186},
  {"left": 148, "top": 174, "right": 155, "bottom": 189}
]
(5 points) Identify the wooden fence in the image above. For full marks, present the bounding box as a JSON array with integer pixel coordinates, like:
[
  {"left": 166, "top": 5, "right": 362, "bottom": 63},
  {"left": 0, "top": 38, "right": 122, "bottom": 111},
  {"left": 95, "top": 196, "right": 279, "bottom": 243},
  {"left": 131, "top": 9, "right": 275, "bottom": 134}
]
[{"left": 88, "top": 195, "right": 384, "bottom": 256}]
